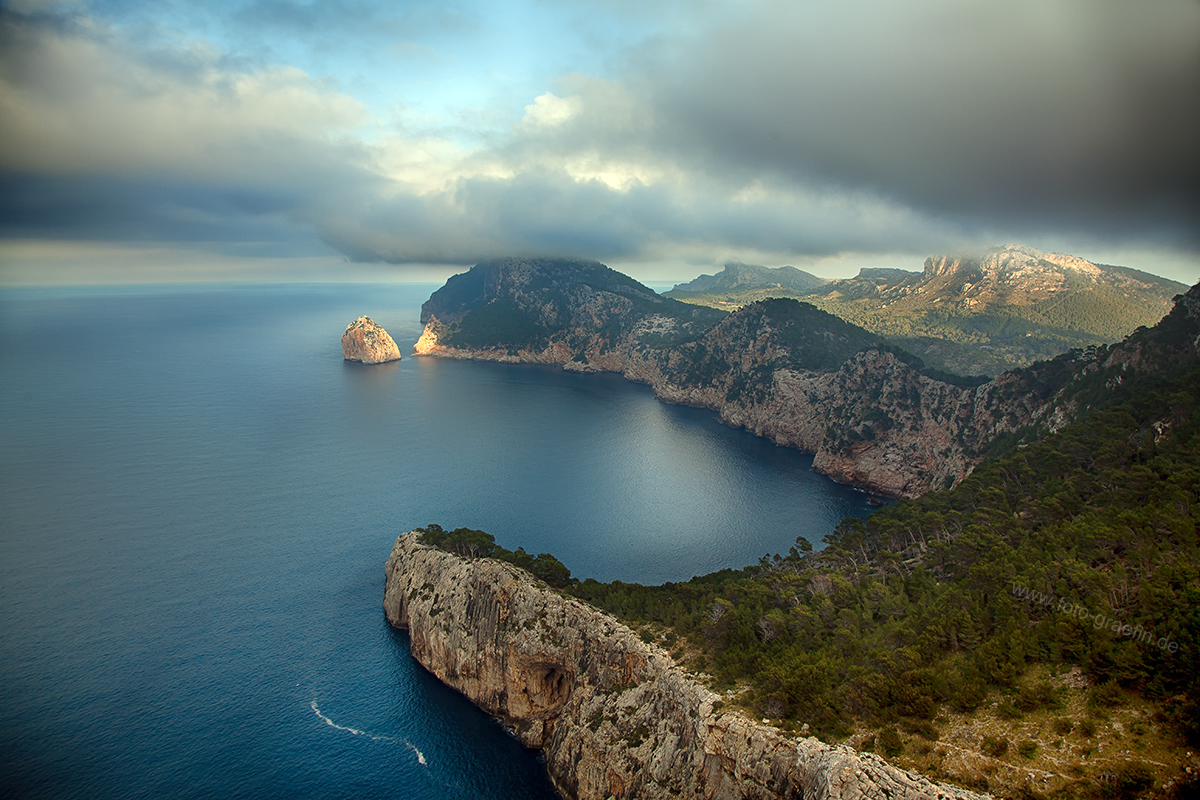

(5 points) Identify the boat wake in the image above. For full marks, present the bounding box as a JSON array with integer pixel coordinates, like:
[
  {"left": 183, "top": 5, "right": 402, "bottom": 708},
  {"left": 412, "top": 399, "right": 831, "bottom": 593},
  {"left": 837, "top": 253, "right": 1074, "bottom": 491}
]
[{"left": 309, "top": 700, "right": 427, "bottom": 765}]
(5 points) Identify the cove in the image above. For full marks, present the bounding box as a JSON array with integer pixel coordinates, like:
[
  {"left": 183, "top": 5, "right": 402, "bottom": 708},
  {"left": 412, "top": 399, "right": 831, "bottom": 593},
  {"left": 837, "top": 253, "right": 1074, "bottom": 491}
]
[{"left": 0, "top": 283, "right": 880, "bottom": 798}]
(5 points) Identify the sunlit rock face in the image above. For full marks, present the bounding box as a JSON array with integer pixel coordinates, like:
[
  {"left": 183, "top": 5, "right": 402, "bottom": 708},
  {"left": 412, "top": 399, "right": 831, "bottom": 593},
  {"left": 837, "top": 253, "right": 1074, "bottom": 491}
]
[
  {"left": 341, "top": 316, "right": 401, "bottom": 364},
  {"left": 384, "top": 531, "right": 986, "bottom": 800}
]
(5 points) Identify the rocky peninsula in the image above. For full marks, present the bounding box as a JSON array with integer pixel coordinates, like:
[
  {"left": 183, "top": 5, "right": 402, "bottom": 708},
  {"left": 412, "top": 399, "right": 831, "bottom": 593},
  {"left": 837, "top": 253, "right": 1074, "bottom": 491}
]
[
  {"left": 385, "top": 530, "right": 986, "bottom": 800},
  {"left": 413, "top": 258, "right": 1200, "bottom": 498},
  {"left": 341, "top": 316, "right": 402, "bottom": 364}
]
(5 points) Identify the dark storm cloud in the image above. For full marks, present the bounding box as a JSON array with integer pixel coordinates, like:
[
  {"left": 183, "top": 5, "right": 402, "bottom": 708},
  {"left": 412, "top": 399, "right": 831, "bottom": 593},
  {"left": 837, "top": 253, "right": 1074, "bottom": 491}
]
[
  {"left": 2, "top": 0, "right": 1197, "bottom": 278},
  {"left": 640, "top": 0, "right": 1200, "bottom": 246},
  {"left": 0, "top": 172, "right": 313, "bottom": 246},
  {"left": 317, "top": 165, "right": 961, "bottom": 266}
]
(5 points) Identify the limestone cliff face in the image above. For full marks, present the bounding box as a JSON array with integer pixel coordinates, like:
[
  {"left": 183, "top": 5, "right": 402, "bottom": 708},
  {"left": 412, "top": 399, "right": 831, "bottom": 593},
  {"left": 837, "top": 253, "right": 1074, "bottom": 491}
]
[
  {"left": 385, "top": 531, "right": 986, "bottom": 800},
  {"left": 341, "top": 316, "right": 402, "bottom": 364},
  {"left": 414, "top": 258, "right": 1200, "bottom": 499}
]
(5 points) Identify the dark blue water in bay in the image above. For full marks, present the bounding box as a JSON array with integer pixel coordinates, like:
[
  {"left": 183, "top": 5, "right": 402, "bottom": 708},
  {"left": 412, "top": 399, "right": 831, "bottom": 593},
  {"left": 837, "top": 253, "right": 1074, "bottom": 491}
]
[{"left": 0, "top": 283, "right": 880, "bottom": 799}]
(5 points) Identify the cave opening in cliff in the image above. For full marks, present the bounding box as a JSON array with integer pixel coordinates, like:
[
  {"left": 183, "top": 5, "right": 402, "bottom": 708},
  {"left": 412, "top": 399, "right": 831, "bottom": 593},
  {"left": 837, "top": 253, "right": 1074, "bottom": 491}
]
[{"left": 531, "top": 664, "right": 572, "bottom": 712}]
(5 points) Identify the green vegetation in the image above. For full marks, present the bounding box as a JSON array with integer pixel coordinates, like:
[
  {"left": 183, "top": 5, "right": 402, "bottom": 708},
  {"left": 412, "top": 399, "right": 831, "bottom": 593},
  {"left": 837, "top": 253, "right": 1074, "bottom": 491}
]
[
  {"left": 754, "top": 298, "right": 883, "bottom": 371},
  {"left": 568, "top": 370, "right": 1199, "bottom": 749},
  {"left": 668, "top": 262, "right": 827, "bottom": 296},
  {"left": 442, "top": 298, "right": 554, "bottom": 349},
  {"left": 415, "top": 524, "right": 573, "bottom": 588},
  {"left": 666, "top": 269, "right": 1183, "bottom": 377},
  {"left": 410, "top": 359, "right": 1199, "bottom": 795},
  {"left": 430, "top": 257, "right": 725, "bottom": 352}
]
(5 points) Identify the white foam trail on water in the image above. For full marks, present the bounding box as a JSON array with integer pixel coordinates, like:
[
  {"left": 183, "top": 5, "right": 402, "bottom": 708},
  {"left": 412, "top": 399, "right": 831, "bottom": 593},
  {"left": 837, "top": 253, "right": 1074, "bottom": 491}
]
[
  {"left": 311, "top": 700, "right": 388, "bottom": 740},
  {"left": 309, "top": 700, "right": 428, "bottom": 766}
]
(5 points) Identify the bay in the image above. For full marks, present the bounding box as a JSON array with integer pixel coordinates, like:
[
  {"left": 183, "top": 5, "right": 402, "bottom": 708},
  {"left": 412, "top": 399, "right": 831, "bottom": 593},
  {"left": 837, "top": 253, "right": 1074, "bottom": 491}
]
[{"left": 0, "top": 283, "right": 879, "bottom": 798}]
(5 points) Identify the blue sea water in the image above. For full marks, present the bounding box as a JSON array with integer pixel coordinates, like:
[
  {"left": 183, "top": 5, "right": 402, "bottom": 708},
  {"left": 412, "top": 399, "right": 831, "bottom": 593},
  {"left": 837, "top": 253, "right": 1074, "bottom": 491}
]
[{"left": 0, "top": 283, "right": 880, "bottom": 799}]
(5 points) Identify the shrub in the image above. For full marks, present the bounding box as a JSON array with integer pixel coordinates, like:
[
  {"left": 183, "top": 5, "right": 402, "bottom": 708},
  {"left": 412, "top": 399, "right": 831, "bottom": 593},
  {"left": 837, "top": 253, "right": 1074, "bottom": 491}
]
[
  {"left": 996, "top": 698, "right": 1023, "bottom": 720},
  {"left": 982, "top": 735, "right": 1009, "bottom": 758},
  {"left": 1018, "top": 681, "right": 1064, "bottom": 712},
  {"left": 416, "top": 525, "right": 573, "bottom": 587},
  {"left": 878, "top": 726, "right": 904, "bottom": 756},
  {"left": 1089, "top": 681, "right": 1124, "bottom": 709},
  {"left": 900, "top": 718, "right": 940, "bottom": 741}
]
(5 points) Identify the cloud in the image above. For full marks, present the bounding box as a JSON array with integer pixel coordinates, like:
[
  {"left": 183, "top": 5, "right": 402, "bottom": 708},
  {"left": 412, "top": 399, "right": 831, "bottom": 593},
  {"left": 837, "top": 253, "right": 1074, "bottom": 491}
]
[
  {"left": 638, "top": 0, "right": 1200, "bottom": 246},
  {"left": 1, "top": 0, "right": 1197, "bottom": 281},
  {"left": 520, "top": 92, "right": 583, "bottom": 129},
  {"left": 0, "top": 13, "right": 371, "bottom": 182},
  {"left": 286, "top": 0, "right": 1200, "bottom": 264},
  {"left": 0, "top": 9, "right": 385, "bottom": 252}
]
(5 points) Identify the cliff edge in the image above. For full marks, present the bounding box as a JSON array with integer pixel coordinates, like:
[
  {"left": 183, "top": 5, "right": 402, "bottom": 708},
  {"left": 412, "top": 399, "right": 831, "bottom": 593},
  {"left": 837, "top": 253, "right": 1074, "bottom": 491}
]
[{"left": 384, "top": 531, "right": 986, "bottom": 800}]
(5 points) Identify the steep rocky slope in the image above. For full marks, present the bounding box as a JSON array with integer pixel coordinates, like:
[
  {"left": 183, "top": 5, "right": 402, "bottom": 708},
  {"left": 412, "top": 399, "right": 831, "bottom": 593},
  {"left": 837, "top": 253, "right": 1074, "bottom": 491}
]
[
  {"left": 384, "top": 530, "right": 986, "bottom": 800},
  {"left": 415, "top": 258, "right": 1200, "bottom": 498},
  {"left": 666, "top": 245, "right": 1188, "bottom": 376}
]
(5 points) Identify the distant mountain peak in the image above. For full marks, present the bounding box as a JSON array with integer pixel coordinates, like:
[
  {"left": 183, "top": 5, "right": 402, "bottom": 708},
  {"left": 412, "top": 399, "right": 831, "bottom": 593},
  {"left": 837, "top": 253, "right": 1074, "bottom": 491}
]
[
  {"left": 923, "top": 244, "right": 1104, "bottom": 281},
  {"left": 670, "top": 262, "right": 826, "bottom": 294},
  {"left": 854, "top": 267, "right": 918, "bottom": 282}
]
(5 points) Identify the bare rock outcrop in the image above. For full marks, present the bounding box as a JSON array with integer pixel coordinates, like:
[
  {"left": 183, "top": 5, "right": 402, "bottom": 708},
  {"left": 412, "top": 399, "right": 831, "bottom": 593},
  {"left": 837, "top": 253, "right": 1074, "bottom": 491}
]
[
  {"left": 341, "top": 316, "right": 402, "bottom": 364},
  {"left": 385, "top": 531, "right": 986, "bottom": 800}
]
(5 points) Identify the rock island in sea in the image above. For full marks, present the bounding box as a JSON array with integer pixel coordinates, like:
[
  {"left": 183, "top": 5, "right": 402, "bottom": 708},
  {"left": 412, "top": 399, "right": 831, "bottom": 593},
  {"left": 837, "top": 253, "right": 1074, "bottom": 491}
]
[
  {"left": 384, "top": 530, "right": 985, "bottom": 800},
  {"left": 341, "top": 316, "right": 401, "bottom": 364}
]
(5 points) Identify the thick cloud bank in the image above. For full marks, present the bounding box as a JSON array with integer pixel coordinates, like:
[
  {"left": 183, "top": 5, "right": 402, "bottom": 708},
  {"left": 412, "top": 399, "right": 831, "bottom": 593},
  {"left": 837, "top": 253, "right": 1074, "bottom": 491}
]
[
  {"left": 646, "top": 0, "right": 1200, "bottom": 243},
  {"left": 1, "top": 0, "right": 1197, "bottom": 276}
]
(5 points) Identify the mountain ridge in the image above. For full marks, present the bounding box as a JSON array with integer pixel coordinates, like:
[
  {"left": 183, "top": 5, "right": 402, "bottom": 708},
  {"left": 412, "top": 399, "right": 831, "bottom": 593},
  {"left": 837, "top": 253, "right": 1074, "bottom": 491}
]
[
  {"left": 664, "top": 245, "right": 1187, "bottom": 376},
  {"left": 669, "top": 261, "right": 827, "bottom": 295}
]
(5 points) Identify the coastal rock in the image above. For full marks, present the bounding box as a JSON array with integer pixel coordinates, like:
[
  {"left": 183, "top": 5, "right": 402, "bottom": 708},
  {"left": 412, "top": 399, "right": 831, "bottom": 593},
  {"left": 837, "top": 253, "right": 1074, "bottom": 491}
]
[
  {"left": 384, "top": 531, "right": 987, "bottom": 800},
  {"left": 341, "top": 316, "right": 402, "bottom": 364}
]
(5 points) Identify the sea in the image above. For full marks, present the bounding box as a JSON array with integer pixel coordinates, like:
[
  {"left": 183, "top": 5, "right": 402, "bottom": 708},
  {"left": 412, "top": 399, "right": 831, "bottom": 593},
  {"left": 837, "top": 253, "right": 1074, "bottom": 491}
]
[{"left": 0, "top": 282, "right": 882, "bottom": 799}]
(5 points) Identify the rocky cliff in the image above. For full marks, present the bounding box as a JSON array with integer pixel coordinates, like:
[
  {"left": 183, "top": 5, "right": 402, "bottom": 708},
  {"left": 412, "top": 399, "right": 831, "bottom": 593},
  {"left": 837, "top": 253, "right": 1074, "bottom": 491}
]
[
  {"left": 415, "top": 258, "right": 1200, "bottom": 498},
  {"left": 341, "top": 316, "right": 402, "bottom": 364},
  {"left": 385, "top": 531, "right": 986, "bottom": 800}
]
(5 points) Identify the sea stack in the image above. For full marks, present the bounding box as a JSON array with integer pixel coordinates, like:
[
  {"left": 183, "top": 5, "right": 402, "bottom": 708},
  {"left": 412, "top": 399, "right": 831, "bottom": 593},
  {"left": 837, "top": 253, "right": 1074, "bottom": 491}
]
[{"left": 341, "top": 316, "right": 402, "bottom": 364}]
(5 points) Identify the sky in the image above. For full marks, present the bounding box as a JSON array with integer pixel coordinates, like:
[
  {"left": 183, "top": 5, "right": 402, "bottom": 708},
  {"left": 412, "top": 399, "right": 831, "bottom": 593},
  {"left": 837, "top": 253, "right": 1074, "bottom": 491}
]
[{"left": 1, "top": 0, "right": 1198, "bottom": 286}]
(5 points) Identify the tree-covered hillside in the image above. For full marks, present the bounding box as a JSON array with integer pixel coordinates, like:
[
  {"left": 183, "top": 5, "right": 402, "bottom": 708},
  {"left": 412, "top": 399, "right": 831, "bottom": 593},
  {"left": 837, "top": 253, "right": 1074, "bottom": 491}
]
[
  {"left": 665, "top": 246, "right": 1187, "bottom": 377},
  {"left": 416, "top": 365, "right": 1200, "bottom": 796},
  {"left": 421, "top": 257, "right": 726, "bottom": 351},
  {"left": 568, "top": 370, "right": 1199, "bottom": 797},
  {"left": 411, "top": 275, "right": 1200, "bottom": 797}
]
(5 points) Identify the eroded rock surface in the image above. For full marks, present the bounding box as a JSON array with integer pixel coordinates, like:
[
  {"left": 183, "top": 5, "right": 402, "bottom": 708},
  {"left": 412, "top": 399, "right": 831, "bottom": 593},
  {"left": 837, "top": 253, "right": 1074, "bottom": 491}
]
[
  {"left": 385, "top": 531, "right": 987, "bottom": 800},
  {"left": 342, "top": 316, "right": 402, "bottom": 364}
]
